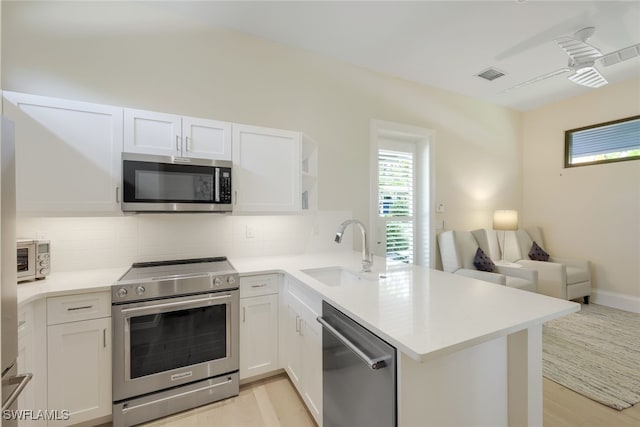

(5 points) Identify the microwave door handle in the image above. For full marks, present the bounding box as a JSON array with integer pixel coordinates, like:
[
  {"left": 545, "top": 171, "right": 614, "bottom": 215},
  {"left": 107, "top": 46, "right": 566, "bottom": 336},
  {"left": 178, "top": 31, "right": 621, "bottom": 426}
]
[{"left": 215, "top": 168, "right": 220, "bottom": 202}]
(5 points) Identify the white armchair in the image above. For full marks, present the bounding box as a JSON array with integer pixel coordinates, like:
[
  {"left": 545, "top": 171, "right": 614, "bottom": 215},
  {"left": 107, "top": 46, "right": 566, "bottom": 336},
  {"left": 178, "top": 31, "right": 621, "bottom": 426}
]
[
  {"left": 438, "top": 230, "right": 537, "bottom": 292},
  {"left": 473, "top": 227, "right": 591, "bottom": 303}
]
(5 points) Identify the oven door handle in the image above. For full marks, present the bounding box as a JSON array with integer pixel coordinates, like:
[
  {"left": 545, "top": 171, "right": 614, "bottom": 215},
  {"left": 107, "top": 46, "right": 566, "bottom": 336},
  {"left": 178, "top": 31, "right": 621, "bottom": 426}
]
[{"left": 120, "top": 294, "right": 233, "bottom": 315}]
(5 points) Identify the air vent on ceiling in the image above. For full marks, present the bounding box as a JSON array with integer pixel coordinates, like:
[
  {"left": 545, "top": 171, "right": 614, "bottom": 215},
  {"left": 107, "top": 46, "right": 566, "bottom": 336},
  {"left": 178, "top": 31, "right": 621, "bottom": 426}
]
[{"left": 476, "top": 67, "right": 506, "bottom": 81}]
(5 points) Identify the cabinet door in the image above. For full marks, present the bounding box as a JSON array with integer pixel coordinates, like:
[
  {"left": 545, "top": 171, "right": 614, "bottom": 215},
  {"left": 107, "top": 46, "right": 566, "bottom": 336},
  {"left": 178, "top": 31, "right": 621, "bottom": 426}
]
[
  {"left": 232, "top": 124, "right": 301, "bottom": 212},
  {"left": 124, "top": 108, "right": 181, "bottom": 157},
  {"left": 239, "top": 294, "right": 279, "bottom": 380},
  {"left": 3, "top": 92, "right": 122, "bottom": 213},
  {"left": 47, "top": 317, "right": 111, "bottom": 426},
  {"left": 301, "top": 308, "right": 323, "bottom": 425},
  {"left": 282, "top": 301, "right": 304, "bottom": 389},
  {"left": 182, "top": 117, "right": 232, "bottom": 160},
  {"left": 17, "top": 305, "right": 35, "bottom": 424}
]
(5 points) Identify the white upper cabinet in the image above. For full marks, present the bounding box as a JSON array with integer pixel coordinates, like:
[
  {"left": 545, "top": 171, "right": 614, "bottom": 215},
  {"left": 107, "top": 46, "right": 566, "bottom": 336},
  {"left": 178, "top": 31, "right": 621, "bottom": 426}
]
[
  {"left": 3, "top": 91, "right": 123, "bottom": 213},
  {"left": 123, "top": 109, "right": 181, "bottom": 157},
  {"left": 182, "top": 116, "right": 231, "bottom": 160},
  {"left": 124, "top": 108, "right": 232, "bottom": 160},
  {"left": 232, "top": 124, "right": 301, "bottom": 213}
]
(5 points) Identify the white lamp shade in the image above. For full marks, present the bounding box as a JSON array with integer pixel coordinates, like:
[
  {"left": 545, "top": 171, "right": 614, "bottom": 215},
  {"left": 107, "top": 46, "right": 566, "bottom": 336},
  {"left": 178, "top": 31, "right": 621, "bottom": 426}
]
[{"left": 493, "top": 210, "right": 518, "bottom": 231}]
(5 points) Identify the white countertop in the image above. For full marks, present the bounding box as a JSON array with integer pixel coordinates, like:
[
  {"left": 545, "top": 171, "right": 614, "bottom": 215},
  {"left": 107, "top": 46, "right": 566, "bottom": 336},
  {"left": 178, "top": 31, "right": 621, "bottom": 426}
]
[
  {"left": 17, "top": 267, "right": 127, "bottom": 305},
  {"left": 18, "top": 251, "right": 579, "bottom": 362}
]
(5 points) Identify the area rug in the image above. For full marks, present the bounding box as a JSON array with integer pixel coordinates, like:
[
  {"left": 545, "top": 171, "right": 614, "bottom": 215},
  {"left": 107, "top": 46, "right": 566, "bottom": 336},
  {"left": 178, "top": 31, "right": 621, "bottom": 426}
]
[{"left": 542, "top": 303, "right": 640, "bottom": 410}]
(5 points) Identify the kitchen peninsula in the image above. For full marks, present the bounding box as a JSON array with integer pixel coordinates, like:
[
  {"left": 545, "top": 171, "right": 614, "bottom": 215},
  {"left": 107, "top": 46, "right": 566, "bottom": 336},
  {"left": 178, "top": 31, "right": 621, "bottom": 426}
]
[{"left": 17, "top": 251, "right": 578, "bottom": 427}]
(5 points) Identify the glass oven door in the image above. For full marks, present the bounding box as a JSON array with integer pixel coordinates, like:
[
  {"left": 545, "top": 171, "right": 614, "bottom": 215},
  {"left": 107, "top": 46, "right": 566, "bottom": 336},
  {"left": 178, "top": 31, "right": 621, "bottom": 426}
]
[
  {"left": 17, "top": 244, "right": 35, "bottom": 280},
  {"left": 112, "top": 290, "right": 239, "bottom": 401}
]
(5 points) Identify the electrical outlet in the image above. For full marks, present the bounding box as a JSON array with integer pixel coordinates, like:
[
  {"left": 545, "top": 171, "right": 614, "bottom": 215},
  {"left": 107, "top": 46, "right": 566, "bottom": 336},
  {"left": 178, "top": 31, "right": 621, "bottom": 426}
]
[{"left": 245, "top": 225, "right": 256, "bottom": 239}]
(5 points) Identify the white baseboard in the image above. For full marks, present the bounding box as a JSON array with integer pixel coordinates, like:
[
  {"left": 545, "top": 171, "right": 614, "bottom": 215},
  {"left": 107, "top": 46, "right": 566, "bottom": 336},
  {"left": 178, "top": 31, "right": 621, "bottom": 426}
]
[{"left": 591, "top": 289, "right": 640, "bottom": 313}]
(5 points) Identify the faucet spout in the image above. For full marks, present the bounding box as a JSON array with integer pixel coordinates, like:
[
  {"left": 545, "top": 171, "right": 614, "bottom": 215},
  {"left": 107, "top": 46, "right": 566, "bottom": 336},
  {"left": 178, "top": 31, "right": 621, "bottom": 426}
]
[{"left": 334, "top": 219, "right": 373, "bottom": 272}]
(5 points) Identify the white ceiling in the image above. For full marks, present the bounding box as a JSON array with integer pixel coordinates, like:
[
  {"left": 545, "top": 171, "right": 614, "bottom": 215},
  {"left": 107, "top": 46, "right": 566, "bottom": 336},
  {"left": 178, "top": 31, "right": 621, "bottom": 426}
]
[
  {"left": 15, "top": 1, "right": 640, "bottom": 111},
  {"left": 155, "top": 0, "right": 640, "bottom": 111}
]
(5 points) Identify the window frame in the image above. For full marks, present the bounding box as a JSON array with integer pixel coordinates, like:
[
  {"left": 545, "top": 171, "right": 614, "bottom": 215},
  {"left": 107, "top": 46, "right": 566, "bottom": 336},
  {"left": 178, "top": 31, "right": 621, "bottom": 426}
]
[{"left": 564, "top": 115, "right": 640, "bottom": 168}]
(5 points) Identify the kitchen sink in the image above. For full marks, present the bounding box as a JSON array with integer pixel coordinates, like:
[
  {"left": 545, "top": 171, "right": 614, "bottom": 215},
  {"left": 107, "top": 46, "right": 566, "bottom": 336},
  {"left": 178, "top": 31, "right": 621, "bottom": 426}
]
[{"left": 301, "top": 266, "right": 379, "bottom": 287}]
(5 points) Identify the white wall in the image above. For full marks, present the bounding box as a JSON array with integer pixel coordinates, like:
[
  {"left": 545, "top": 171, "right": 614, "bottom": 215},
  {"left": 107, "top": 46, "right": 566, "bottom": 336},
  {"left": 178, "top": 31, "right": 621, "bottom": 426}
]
[
  {"left": 17, "top": 212, "right": 353, "bottom": 272},
  {"left": 522, "top": 78, "right": 640, "bottom": 310},
  {"left": 1, "top": 1, "right": 523, "bottom": 251}
]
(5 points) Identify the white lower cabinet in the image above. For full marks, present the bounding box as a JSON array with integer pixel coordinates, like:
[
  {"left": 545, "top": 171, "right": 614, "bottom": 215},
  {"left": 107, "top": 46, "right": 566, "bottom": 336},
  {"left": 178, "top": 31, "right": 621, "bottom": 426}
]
[
  {"left": 46, "top": 292, "right": 111, "bottom": 426},
  {"left": 17, "top": 299, "right": 47, "bottom": 427},
  {"left": 280, "top": 276, "right": 323, "bottom": 426},
  {"left": 239, "top": 275, "right": 280, "bottom": 381},
  {"left": 17, "top": 304, "right": 35, "bottom": 426}
]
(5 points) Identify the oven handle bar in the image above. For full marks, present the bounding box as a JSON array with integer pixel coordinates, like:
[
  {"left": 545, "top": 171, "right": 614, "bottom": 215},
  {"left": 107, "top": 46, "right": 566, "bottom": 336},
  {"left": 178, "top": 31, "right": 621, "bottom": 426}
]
[
  {"left": 121, "top": 378, "right": 234, "bottom": 413},
  {"left": 120, "top": 294, "right": 232, "bottom": 315}
]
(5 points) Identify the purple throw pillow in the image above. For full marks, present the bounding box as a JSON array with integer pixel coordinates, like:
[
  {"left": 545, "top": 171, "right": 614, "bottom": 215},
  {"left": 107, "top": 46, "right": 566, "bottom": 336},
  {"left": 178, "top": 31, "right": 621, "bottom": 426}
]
[
  {"left": 473, "top": 247, "right": 495, "bottom": 272},
  {"left": 529, "top": 241, "right": 550, "bottom": 261}
]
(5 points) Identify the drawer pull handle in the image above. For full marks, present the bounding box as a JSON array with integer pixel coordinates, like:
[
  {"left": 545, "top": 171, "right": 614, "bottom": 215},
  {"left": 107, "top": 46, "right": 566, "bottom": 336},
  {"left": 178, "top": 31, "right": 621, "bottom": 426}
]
[
  {"left": 251, "top": 284, "right": 267, "bottom": 288},
  {"left": 67, "top": 305, "right": 93, "bottom": 311}
]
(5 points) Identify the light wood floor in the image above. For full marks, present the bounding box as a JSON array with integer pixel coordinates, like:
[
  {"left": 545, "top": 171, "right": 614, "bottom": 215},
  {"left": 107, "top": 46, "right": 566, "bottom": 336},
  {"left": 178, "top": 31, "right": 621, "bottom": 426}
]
[
  {"left": 543, "top": 377, "right": 640, "bottom": 427},
  {"left": 139, "top": 374, "right": 316, "bottom": 427},
  {"left": 117, "top": 373, "right": 640, "bottom": 427}
]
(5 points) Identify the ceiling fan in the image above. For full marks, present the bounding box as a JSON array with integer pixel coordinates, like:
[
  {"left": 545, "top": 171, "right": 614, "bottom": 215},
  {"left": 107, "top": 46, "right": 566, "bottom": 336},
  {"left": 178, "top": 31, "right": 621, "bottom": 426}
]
[{"left": 509, "top": 27, "right": 640, "bottom": 90}]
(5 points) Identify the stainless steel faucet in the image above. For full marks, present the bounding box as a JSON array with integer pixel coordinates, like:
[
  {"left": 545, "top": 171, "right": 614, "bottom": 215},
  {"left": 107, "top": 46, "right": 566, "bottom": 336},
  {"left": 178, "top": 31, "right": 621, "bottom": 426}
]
[{"left": 335, "top": 219, "right": 373, "bottom": 272}]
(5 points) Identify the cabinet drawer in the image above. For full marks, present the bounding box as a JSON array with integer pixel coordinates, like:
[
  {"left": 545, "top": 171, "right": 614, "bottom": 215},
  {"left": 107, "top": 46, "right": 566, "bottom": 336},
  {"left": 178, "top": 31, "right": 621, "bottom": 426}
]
[
  {"left": 240, "top": 274, "right": 279, "bottom": 298},
  {"left": 47, "top": 291, "right": 111, "bottom": 325}
]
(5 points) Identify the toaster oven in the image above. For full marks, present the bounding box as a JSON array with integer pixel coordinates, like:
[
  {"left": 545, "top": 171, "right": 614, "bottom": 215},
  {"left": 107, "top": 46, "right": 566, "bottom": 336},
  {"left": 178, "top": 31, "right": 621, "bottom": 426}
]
[{"left": 17, "top": 239, "right": 50, "bottom": 282}]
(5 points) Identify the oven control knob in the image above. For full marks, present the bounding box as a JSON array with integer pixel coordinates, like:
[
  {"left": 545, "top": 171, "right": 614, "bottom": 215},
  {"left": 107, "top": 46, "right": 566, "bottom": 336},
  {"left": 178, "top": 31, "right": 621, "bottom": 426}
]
[
  {"left": 213, "top": 277, "right": 222, "bottom": 286},
  {"left": 135, "top": 286, "right": 145, "bottom": 296},
  {"left": 39, "top": 268, "right": 49, "bottom": 275},
  {"left": 116, "top": 288, "right": 128, "bottom": 298},
  {"left": 227, "top": 276, "right": 236, "bottom": 285}
]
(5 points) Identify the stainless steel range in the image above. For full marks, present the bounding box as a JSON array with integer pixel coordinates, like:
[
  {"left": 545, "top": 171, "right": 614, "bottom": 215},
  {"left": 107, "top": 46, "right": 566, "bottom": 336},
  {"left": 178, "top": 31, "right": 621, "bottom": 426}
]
[{"left": 111, "top": 257, "right": 239, "bottom": 427}]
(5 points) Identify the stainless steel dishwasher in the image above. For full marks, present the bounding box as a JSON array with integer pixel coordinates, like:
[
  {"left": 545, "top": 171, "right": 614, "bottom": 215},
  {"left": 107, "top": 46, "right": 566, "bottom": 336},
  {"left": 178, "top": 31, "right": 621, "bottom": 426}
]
[{"left": 317, "top": 301, "right": 396, "bottom": 427}]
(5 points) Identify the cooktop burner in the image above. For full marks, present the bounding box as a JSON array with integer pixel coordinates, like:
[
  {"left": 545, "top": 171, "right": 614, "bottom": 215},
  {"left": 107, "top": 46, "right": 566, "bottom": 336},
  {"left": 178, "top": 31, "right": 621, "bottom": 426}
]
[{"left": 113, "top": 256, "right": 239, "bottom": 303}]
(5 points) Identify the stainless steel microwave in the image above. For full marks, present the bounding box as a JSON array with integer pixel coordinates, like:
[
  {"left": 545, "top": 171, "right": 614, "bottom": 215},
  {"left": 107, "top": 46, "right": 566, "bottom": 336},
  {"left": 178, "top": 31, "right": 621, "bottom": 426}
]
[{"left": 121, "top": 153, "right": 233, "bottom": 213}]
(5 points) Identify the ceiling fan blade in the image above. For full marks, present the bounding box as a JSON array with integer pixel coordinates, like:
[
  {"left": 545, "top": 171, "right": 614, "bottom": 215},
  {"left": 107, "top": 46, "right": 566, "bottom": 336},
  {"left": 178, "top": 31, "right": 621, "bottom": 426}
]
[
  {"left": 567, "top": 66, "right": 608, "bottom": 88},
  {"left": 600, "top": 43, "right": 640, "bottom": 67},
  {"left": 556, "top": 36, "right": 603, "bottom": 64},
  {"left": 505, "top": 68, "right": 571, "bottom": 92}
]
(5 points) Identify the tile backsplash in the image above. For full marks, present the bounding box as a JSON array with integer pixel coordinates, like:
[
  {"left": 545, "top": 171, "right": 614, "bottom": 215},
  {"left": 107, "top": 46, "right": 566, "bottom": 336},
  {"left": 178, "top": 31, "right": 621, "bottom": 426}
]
[{"left": 17, "top": 211, "right": 354, "bottom": 272}]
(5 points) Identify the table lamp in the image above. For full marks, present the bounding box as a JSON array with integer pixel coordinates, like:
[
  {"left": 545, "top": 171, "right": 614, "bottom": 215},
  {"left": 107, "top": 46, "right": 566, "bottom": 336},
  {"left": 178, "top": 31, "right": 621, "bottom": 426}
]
[{"left": 493, "top": 210, "right": 518, "bottom": 261}]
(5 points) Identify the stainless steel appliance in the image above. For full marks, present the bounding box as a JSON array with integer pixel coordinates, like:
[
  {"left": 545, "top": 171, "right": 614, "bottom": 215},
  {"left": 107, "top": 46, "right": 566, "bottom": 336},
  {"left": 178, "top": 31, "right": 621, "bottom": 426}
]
[
  {"left": 17, "top": 239, "right": 50, "bottom": 283},
  {"left": 317, "top": 301, "right": 397, "bottom": 427},
  {"left": 121, "top": 152, "right": 232, "bottom": 213},
  {"left": 1, "top": 117, "right": 32, "bottom": 425},
  {"left": 112, "top": 257, "right": 239, "bottom": 427}
]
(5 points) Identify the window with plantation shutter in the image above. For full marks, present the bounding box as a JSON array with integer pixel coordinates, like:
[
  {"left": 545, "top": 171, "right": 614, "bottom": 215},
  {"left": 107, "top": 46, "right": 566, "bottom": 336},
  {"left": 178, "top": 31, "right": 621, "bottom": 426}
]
[
  {"left": 378, "top": 149, "right": 414, "bottom": 263},
  {"left": 565, "top": 116, "right": 640, "bottom": 167}
]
